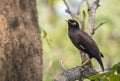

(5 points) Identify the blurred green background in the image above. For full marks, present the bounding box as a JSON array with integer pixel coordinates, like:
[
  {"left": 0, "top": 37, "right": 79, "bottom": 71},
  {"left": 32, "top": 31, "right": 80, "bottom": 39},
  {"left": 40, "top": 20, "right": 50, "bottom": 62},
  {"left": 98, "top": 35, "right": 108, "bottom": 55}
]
[{"left": 37, "top": 0, "right": 120, "bottom": 81}]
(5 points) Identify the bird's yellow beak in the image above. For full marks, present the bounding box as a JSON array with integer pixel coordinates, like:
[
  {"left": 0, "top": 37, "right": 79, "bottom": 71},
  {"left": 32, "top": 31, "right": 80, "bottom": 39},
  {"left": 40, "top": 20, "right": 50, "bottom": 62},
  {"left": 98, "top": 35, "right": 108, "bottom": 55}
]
[{"left": 65, "top": 19, "right": 69, "bottom": 22}]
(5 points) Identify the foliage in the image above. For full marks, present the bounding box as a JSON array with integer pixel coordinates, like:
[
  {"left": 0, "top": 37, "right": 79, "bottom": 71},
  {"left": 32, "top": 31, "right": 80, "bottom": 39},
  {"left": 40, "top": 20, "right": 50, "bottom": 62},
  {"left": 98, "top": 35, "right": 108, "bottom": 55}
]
[{"left": 89, "top": 62, "right": 120, "bottom": 81}]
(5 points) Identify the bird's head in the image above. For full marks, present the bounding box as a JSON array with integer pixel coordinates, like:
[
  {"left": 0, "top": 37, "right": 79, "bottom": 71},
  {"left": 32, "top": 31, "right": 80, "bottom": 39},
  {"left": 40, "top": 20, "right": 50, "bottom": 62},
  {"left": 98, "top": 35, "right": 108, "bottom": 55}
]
[{"left": 65, "top": 19, "right": 79, "bottom": 29}]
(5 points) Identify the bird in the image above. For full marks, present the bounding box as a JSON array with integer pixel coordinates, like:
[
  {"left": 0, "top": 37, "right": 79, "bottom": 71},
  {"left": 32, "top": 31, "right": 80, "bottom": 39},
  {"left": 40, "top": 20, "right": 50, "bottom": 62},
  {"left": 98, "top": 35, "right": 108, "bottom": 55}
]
[{"left": 65, "top": 19, "right": 104, "bottom": 71}]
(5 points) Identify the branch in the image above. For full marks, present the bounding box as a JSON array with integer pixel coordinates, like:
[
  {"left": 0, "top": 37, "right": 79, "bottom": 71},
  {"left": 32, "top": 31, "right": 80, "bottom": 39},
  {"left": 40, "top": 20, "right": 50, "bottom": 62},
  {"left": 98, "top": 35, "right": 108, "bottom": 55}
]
[
  {"left": 77, "top": 0, "right": 84, "bottom": 15},
  {"left": 63, "top": 0, "right": 83, "bottom": 28},
  {"left": 85, "top": 0, "right": 90, "bottom": 8},
  {"left": 81, "top": 10, "right": 86, "bottom": 30},
  {"left": 92, "top": 22, "right": 107, "bottom": 34},
  {"left": 60, "top": 60, "right": 67, "bottom": 71},
  {"left": 86, "top": 0, "right": 100, "bottom": 35},
  {"left": 80, "top": 0, "right": 100, "bottom": 73},
  {"left": 54, "top": 65, "right": 97, "bottom": 81}
]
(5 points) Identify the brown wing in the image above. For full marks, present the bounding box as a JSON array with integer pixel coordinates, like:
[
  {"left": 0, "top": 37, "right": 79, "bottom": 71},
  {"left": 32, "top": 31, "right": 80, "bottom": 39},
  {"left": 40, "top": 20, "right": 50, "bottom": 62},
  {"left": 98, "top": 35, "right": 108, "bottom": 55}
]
[{"left": 77, "top": 30, "right": 100, "bottom": 58}]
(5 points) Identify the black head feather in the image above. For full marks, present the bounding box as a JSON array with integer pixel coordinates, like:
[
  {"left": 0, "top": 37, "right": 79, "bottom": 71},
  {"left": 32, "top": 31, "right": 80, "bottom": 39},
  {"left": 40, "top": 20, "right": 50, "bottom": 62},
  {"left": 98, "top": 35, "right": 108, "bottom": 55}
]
[{"left": 65, "top": 19, "right": 79, "bottom": 29}]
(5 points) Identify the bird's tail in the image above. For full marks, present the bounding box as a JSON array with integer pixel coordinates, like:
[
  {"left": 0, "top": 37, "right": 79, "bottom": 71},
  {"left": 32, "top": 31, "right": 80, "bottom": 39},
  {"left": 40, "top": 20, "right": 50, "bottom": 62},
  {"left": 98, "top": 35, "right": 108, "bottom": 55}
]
[
  {"left": 96, "top": 56, "right": 104, "bottom": 72},
  {"left": 100, "top": 52, "right": 104, "bottom": 57}
]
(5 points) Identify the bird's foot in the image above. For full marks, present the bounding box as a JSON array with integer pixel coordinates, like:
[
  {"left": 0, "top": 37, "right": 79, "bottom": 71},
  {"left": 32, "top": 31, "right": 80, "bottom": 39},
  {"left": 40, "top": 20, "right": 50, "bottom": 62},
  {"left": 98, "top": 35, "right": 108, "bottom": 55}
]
[{"left": 81, "top": 59, "right": 91, "bottom": 66}]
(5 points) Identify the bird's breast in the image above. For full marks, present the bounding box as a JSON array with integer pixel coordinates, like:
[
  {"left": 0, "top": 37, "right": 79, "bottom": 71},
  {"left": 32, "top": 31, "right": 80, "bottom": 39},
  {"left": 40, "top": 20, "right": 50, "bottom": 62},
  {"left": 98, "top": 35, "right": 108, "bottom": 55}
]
[{"left": 68, "top": 31, "right": 81, "bottom": 47}]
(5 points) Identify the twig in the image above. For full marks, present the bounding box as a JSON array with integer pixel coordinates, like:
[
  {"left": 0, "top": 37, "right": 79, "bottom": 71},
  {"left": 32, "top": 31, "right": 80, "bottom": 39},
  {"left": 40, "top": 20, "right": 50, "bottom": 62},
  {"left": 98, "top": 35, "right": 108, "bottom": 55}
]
[
  {"left": 63, "top": 0, "right": 71, "bottom": 13},
  {"left": 85, "top": 0, "right": 90, "bottom": 8},
  {"left": 60, "top": 59, "right": 66, "bottom": 71},
  {"left": 92, "top": 22, "right": 107, "bottom": 34},
  {"left": 77, "top": 0, "right": 84, "bottom": 15},
  {"left": 63, "top": 0, "right": 83, "bottom": 27},
  {"left": 81, "top": 10, "right": 86, "bottom": 30},
  {"left": 94, "top": 22, "right": 106, "bottom": 30},
  {"left": 46, "top": 60, "right": 52, "bottom": 72}
]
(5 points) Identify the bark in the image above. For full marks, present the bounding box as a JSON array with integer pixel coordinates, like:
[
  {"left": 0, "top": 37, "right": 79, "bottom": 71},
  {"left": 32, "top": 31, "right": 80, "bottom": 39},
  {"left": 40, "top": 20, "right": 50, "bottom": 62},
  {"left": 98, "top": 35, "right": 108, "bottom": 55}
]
[{"left": 0, "top": 0, "right": 42, "bottom": 81}]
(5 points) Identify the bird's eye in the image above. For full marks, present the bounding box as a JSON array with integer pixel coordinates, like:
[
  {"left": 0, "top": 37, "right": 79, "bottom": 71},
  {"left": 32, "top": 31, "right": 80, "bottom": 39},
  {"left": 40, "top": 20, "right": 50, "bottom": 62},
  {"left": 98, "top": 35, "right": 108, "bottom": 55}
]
[{"left": 72, "top": 22, "right": 76, "bottom": 25}]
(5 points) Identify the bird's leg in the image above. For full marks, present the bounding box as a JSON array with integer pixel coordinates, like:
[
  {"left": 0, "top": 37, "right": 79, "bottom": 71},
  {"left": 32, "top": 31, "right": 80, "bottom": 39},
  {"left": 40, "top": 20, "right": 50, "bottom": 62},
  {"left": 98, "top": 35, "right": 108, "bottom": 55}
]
[{"left": 81, "top": 59, "right": 91, "bottom": 66}]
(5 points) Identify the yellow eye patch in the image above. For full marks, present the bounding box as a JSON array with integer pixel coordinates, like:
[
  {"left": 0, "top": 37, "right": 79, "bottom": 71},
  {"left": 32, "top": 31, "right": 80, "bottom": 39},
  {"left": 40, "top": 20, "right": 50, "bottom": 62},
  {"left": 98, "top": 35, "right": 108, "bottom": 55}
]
[{"left": 71, "top": 22, "right": 76, "bottom": 25}]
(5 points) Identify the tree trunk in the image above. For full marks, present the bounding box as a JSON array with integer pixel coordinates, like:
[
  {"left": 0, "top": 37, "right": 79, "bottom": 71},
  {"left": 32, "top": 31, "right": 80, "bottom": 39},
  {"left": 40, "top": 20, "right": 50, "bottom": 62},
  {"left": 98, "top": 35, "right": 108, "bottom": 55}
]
[{"left": 0, "top": 0, "right": 42, "bottom": 81}]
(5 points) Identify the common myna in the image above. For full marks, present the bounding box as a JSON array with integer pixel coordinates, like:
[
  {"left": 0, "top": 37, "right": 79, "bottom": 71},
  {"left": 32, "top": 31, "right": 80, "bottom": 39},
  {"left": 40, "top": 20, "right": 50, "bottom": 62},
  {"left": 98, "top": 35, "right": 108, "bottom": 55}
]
[{"left": 65, "top": 19, "right": 104, "bottom": 71}]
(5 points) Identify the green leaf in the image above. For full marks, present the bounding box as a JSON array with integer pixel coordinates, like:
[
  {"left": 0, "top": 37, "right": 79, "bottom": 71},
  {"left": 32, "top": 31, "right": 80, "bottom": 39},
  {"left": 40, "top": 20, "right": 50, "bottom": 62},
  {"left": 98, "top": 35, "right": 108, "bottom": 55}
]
[
  {"left": 111, "top": 62, "right": 120, "bottom": 70},
  {"left": 111, "top": 62, "right": 120, "bottom": 75},
  {"left": 102, "top": 78, "right": 109, "bottom": 81},
  {"left": 95, "top": 79, "right": 99, "bottom": 81},
  {"left": 105, "top": 70, "right": 115, "bottom": 77},
  {"left": 89, "top": 70, "right": 115, "bottom": 80},
  {"left": 109, "top": 74, "right": 120, "bottom": 81},
  {"left": 117, "top": 68, "right": 120, "bottom": 74},
  {"left": 89, "top": 72, "right": 107, "bottom": 80}
]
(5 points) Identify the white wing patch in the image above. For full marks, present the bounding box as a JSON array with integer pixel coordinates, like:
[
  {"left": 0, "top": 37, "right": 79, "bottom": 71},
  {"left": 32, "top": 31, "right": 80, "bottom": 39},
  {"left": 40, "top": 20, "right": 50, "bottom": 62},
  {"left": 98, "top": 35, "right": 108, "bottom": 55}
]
[{"left": 79, "top": 45, "right": 85, "bottom": 49}]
